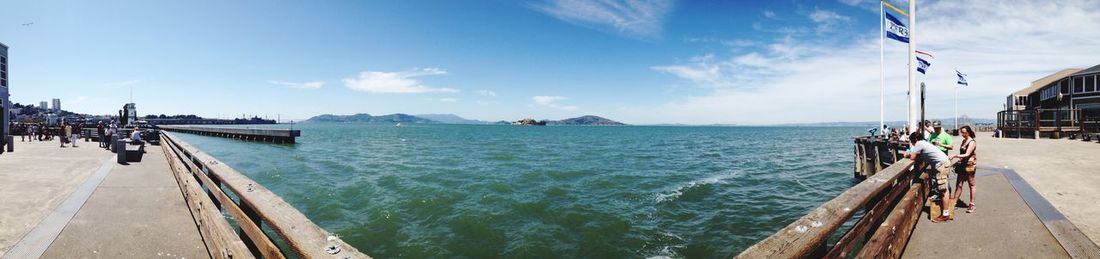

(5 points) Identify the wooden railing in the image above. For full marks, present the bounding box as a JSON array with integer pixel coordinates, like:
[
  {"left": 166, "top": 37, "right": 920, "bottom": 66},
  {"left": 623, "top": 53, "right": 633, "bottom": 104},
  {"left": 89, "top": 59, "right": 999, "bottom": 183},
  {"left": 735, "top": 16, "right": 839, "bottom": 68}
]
[
  {"left": 853, "top": 136, "right": 909, "bottom": 178},
  {"left": 736, "top": 156, "right": 958, "bottom": 258},
  {"left": 161, "top": 132, "right": 369, "bottom": 259}
]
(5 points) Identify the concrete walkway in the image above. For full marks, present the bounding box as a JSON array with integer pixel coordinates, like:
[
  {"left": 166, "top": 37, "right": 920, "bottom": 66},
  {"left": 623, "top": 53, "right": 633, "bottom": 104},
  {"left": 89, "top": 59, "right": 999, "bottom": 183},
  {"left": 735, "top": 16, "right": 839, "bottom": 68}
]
[
  {"left": 903, "top": 168, "right": 1069, "bottom": 258},
  {"left": 903, "top": 136, "right": 1100, "bottom": 258},
  {"left": 0, "top": 139, "right": 208, "bottom": 258}
]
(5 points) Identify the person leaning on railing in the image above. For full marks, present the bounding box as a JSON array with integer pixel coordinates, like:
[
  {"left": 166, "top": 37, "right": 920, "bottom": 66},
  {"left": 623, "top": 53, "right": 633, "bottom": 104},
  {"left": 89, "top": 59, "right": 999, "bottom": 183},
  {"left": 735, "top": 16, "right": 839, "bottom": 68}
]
[{"left": 903, "top": 131, "right": 954, "bottom": 223}]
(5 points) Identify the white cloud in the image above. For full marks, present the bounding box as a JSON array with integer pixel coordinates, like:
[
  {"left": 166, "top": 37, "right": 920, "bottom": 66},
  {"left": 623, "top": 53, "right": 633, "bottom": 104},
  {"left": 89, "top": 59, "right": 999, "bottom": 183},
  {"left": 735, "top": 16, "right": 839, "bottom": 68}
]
[
  {"left": 343, "top": 68, "right": 458, "bottom": 94},
  {"left": 763, "top": 10, "right": 776, "bottom": 19},
  {"left": 640, "top": 0, "right": 1100, "bottom": 125},
  {"left": 268, "top": 80, "right": 324, "bottom": 89},
  {"left": 438, "top": 98, "right": 459, "bottom": 102},
  {"left": 532, "top": 95, "right": 579, "bottom": 111},
  {"left": 808, "top": 9, "right": 851, "bottom": 33},
  {"left": 533, "top": 0, "right": 676, "bottom": 38},
  {"left": 477, "top": 90, "right": 497, "bottom": 96}
]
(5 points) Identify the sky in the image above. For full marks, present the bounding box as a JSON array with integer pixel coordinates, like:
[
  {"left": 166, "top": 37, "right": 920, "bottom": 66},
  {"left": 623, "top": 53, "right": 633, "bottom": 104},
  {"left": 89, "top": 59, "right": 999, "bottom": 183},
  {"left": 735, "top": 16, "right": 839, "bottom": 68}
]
[{"left": 1, "top": 0, "right": 1099, "bottom": 125}]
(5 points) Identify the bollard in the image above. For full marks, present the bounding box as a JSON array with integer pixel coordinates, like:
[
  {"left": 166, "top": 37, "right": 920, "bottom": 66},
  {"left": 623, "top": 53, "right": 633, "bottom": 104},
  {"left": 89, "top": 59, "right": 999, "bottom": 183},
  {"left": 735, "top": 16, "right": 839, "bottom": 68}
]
[
  {"left": 110, "top": 135, "right": 119, "bottom": 153},
  {"left": 6, "top": 136, "right": 13, "bottom": 152},
  {"left": 116, "top": 139, "right": 126, "bottom": 164}
]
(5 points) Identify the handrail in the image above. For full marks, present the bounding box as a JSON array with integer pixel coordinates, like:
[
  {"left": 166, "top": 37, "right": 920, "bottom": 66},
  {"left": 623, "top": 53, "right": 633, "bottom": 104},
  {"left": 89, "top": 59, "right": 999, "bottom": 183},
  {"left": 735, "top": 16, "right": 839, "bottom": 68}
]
[
  {"left": 161, "top": 132, "right": 369, "bottom": 258},
  {"left": 737, "top": 148, "right": 959, "bottom": 258},
  {"left": 735, "top": 159, "right": 916, "bottom": 258}
]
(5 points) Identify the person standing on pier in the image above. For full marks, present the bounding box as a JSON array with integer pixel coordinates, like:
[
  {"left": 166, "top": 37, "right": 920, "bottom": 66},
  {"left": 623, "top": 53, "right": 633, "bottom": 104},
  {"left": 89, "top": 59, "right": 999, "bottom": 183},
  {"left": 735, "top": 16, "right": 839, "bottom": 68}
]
[
  {"left": 97, "top": 121, "right": 106, "bottom": 148},
  {"left": 905, "top": 132, "right": 954, "bottom": 222},
  {"left": 929, "top": 121, "right": 953, "bottom": 154},
  {"left": 949, "top": 125, "right": 978, "bottom": 213},
  {"left": 58, "top": 121, "right": 68, "bottom": 147},
  {"left": 71, "top": 122, "right": 80, "bottom": 147}
]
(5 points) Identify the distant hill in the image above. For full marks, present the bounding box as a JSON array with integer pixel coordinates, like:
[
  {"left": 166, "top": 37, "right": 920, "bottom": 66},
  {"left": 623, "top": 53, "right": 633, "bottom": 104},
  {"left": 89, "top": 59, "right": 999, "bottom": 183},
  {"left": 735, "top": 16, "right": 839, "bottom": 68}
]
[
  {"left": 306, "top": 113, "right": 436, "bottom": 123},
  {"left": 415, "top": 114, "right": 494, "bottom": 124},
  {"left": 546, "top": 115, "right": 626, "bottom": 126}
]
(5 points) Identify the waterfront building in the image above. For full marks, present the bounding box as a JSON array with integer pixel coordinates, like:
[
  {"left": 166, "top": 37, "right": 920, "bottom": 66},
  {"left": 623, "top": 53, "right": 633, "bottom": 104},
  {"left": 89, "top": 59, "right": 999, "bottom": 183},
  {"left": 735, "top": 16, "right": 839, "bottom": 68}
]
[
  {"left": 1000, "top": 64, "right": 1100, "bottom": 137},
  {"left": 2, "top": 42, "right": 9, "bottom": 139},
  {"left": 52, "top": 98, "right": 61, "bottom": 112}
]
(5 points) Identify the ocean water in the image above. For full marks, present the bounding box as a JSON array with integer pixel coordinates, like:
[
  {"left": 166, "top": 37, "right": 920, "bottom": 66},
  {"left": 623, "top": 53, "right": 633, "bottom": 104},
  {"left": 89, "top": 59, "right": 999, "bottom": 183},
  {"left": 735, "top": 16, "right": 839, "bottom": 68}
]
[{"left": 171, "top": 124, "right": 863, "bottom": 258}]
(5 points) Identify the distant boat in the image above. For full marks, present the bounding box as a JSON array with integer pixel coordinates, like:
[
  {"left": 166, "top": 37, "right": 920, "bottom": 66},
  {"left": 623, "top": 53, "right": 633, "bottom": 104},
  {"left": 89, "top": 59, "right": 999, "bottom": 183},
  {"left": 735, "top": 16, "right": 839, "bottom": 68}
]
[{"left": 395, "top": 123, "right": 403, "bottom": 127}]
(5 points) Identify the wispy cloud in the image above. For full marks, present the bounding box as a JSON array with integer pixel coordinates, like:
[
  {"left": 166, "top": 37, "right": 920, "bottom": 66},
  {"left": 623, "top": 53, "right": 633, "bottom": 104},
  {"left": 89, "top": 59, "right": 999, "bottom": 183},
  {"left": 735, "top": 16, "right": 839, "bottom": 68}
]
[
  {"left": 532, "top": 0, "right": 676, "bottom": 38},
  {"left": 268, "top": 80, "right": 324, "bottom": 89},
  {"left": 808, "top": 9, "right": 851, "bottom": 33},
  {"left": 477, "top": 90, "right": 497, "bottom": 96},
  {"left": 532, "top": 95, "right": 579, "bottom": 111},
  {"left": 640, "top": 0, "right": 1100, "bottom": 125},
  {"left": 343, "top": 68, "right": 459, "bottom": 94}
]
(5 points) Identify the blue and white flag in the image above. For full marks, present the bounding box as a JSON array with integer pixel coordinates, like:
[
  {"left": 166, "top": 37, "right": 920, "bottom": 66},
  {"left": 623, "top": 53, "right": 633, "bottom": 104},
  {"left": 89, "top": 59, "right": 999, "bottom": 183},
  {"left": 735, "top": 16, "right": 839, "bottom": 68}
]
[
  {"left": 916, "top": 56, "right": 931, "bottom": 74},
  {"left": 956, "top": 70, "right": 968, "bottom": 86},
  {"left": 884, "top": 12, "right": 909, "bottom": 43}
]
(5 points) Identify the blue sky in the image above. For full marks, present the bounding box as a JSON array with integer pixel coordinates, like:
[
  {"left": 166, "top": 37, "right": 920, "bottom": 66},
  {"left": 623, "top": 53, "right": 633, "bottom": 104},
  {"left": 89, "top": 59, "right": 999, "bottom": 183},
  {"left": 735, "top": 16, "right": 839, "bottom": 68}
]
[{"left": 2, "top": 0, "right": 1099, "bottom": 124}]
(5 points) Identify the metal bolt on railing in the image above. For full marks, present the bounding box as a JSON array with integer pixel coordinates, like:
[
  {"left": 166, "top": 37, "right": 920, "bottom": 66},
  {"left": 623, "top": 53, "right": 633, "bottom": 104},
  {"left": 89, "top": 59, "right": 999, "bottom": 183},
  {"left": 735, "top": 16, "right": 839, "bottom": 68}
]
[
  {"left": 325, "top": 235, "right": 342, "bottom": 255},
  {"left": 247, "top": 183, "right": 254, "bottom": 192}
]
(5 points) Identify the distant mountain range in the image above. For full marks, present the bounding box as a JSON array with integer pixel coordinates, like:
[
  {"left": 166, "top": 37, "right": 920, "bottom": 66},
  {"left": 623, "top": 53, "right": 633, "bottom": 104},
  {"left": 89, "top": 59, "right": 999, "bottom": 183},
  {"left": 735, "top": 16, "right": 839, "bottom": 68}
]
[
  {"left": 305, "top": 113, "right": 626, "bottom": 126},
  {"left": 414, "top": 114, "right": 497, "bottom": 124},
  {"left": 546, "top": 115, "right": 626, "bottom": 126},
  {"left": 306, "top": 113, "right": 435, "bottom": 123}
]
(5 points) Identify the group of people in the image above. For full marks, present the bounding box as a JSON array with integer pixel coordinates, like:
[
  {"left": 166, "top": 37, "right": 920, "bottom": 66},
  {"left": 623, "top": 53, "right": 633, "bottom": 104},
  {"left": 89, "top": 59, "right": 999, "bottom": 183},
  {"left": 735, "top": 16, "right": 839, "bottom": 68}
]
[
  {"left": 16, "top": 123, "right": 56, "bottom": 142},
  {"left": 904, "top": 120, "right": 979, "bottom": 223},
  {"left": 11, "top": 120, "right": 134, "bottom": 149}
]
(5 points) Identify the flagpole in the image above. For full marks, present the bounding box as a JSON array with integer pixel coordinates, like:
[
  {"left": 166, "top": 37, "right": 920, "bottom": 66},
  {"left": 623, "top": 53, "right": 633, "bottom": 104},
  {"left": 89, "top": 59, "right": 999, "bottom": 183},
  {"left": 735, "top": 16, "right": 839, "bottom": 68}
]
[
  {"left": 955, "top": 83, "right": 959, "bottom": 130},
  {"left": 879, "top": 1, "right": 885, "bottom": 135},
  {"left": 907, "top": 0, "right": 918, "bottom": 133}
]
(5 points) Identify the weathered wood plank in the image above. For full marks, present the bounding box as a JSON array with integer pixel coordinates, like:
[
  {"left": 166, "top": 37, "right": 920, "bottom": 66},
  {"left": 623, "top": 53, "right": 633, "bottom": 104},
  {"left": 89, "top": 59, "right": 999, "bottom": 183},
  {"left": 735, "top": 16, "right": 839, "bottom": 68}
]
[
  {"left": 827, "top": 168, "right": 914, "bottom": 258},
  {"left": 734, "top": 159, "right": 915, "bottom": 258},
  {"left": 162, "top": 142, "right": 253, "bottom": 259},
  {"left": 165, "top": 137, "right": 286, "bottom": 259},
  {"left": 163, "top": 132, "right": 370, "bottom": 259}
]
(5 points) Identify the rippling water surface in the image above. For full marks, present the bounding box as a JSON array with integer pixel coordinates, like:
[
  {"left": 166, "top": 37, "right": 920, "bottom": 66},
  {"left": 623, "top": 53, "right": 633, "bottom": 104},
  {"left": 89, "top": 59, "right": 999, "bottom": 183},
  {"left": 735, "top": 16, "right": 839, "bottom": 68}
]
[{"left": 172, "top": 124, "right": 862, "bottom": 258}]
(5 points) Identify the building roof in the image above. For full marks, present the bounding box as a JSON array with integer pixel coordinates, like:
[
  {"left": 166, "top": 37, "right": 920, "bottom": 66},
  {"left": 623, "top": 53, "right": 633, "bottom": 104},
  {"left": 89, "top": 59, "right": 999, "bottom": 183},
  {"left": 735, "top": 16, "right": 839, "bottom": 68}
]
[
  {"left": 1012, "top": 68, "right": 1082, "bottom": 96},
  {"left": 1070, "top": 64, "right": 1100, "bottom": 77}
]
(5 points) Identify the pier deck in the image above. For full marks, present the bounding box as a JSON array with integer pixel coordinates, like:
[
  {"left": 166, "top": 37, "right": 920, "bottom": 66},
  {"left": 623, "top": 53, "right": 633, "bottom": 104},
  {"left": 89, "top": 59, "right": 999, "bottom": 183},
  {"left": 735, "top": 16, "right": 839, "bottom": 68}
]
[
  {"left": 0, "top": 140, "right": 207, "bottom": 258},
  {"left": 157, "top": 125, "right": 300, "bottom": 143},
  {"left": 903, "top": 167, "right": 1071, "bottom": 258}
]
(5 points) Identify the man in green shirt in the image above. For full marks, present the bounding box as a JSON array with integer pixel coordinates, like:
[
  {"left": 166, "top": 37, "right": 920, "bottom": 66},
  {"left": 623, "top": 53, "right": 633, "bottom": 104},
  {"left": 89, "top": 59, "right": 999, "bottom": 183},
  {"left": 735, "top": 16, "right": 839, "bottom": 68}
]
[{"left": 928, "top": 120, "right": 953, "bottom": 154}]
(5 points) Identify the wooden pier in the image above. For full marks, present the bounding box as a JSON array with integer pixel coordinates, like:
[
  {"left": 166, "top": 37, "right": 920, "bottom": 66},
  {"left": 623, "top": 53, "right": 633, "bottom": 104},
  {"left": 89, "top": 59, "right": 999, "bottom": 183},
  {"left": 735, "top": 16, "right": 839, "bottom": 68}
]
[
  {"left": 157, "top": 125, "right": 300, "bottom": 144},
  {"left": 0, "top": 133, "right": 367, "bottom": 258},
  {"left": 737, "top": 137, "right": 1100, "bottom": 258}
]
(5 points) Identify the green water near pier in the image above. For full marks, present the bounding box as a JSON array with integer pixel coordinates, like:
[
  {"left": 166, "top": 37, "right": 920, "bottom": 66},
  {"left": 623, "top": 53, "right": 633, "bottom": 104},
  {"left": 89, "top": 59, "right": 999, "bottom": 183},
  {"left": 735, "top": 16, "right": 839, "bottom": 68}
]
[{"left": 172, "top": 123, "right": 863, "bottom": 258}]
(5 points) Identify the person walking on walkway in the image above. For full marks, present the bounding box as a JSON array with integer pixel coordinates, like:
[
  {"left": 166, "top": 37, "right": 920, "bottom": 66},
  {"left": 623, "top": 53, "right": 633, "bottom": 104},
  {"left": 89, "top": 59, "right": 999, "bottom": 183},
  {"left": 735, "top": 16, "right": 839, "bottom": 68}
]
[
  {"left": 949, "top": 125, "right": 979, "bottom": 213},
  {"left": 905, "top": 131, "right": 954, "bottom": 222},
  {"left": 71, "top": 122, "right": 80, "bottom": 147},
  {"left": 97, "top": 121, "right": 106, "bottom": 148},
  {"left": 59, "top": 121, "right": 68, "bottom": 148}
]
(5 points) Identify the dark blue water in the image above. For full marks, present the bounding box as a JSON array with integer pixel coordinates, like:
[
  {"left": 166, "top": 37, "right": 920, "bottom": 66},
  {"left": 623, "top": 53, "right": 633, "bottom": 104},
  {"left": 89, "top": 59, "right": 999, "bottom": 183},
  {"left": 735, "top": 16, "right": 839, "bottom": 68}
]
[{"left": 172, "top": 124, "right": 862, "bottom": 258}]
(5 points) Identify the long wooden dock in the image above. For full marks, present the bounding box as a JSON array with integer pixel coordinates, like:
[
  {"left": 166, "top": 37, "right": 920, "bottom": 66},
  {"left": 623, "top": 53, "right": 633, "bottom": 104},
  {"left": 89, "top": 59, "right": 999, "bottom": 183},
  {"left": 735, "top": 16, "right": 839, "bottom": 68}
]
[
  {"left": 737, "top": 136, "right": 1100, "bottom": 258},
  {"left": 0, "top": 134, "right": 367, "bottom": 258},
  {"left": 157, "top": 125, "right": 301, "bottom": 143}
]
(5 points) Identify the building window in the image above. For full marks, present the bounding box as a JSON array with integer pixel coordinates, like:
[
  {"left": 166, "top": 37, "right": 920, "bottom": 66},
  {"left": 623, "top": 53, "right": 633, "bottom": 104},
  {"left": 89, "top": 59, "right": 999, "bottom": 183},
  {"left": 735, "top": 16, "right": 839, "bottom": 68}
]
[
  {"left": 1075, "top": 77, "right": 1085, "bottom": 93},
  {"left": 1088, "top": 75, "right": 1097, "bottom": 93},
  {"left": 1061, "top": 79, "right": 1070, "bottom": 94}
]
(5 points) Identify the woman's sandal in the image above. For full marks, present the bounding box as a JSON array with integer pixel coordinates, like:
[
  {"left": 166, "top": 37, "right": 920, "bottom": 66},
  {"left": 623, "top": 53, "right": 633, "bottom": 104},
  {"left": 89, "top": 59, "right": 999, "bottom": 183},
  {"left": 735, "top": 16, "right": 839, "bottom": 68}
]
[{"left": 966, "top": 203, "right": 976, "bottom": 213}]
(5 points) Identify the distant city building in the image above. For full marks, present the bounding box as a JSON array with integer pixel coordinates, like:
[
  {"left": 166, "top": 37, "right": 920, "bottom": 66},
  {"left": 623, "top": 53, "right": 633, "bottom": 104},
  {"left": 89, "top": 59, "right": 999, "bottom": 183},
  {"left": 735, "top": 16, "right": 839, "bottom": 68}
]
[
  {"left": 40, "top": 101, "right": 48, "bottom": 110},
  {"left": 52, "top": 98, "right": 61, "bottom": 112},
  {"left": 1, "top": 42, "right": 10, "bottom": 139}
]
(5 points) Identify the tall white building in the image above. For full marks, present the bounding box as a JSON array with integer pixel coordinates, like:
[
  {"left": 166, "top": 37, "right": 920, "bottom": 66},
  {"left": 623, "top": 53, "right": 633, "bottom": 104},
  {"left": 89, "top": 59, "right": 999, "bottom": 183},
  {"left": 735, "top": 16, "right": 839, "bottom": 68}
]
[
  {"left": 52, "top": 98, "right": 60, "bottom": 112},
  {"left": 40, "top": 101, "right": 48, "bottom": 110}
]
